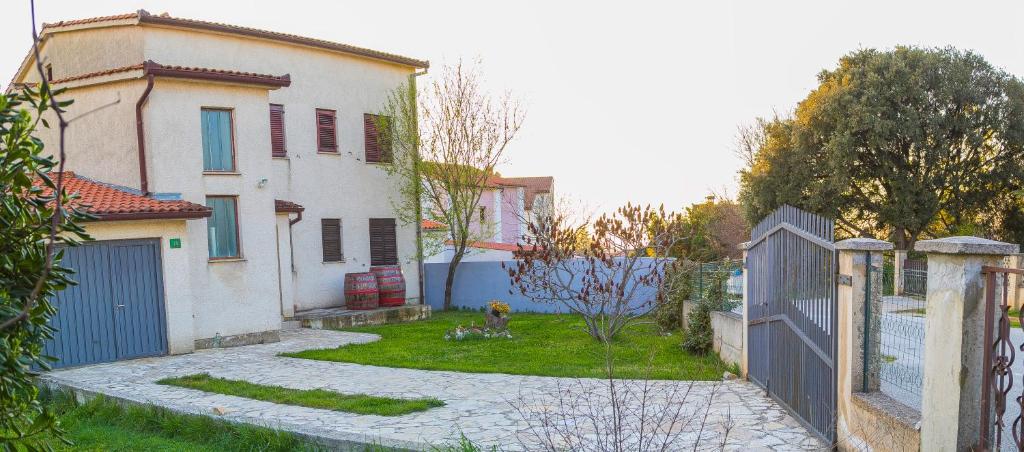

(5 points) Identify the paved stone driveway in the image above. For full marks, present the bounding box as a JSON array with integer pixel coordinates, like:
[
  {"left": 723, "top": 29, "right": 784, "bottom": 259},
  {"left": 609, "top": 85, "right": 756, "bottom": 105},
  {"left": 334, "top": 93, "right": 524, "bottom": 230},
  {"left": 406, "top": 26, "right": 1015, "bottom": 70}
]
[{"left": 41, "top": 330, "right": 825, "bottom": 451}]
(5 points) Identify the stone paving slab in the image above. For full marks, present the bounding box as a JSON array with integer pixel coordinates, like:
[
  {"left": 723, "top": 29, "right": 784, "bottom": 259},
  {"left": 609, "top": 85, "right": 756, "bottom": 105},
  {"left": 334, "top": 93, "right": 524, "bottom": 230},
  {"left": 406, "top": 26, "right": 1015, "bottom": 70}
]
[{"left": 40, "top": 330, "right": 826, "bottom": 451}]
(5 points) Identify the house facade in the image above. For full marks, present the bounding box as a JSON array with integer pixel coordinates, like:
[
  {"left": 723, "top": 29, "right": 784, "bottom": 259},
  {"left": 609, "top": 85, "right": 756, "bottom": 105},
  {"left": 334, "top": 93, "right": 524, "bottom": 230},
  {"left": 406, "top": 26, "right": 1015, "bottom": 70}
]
[
  {"left": 424, "top": 175, "right": 554, "bottom": 262},
  {"left": 12, "top": 10, "right": 427, "bottom": 366}
]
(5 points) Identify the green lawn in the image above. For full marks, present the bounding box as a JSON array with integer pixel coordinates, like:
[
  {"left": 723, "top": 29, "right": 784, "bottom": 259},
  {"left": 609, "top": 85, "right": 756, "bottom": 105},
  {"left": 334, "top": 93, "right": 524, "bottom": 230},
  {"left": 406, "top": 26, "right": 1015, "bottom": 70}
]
[
  {"left": 38, "top": 392, "right": 320, "bottom": 451},
  {"left": 24, "top": 392, "right": 473, "bottom": 451},
  {"left": 282, "top": 311, "right": 726, "bottom": 380},
  {"left": 158, "top": 373, "right": 444, "bottom": 416}
]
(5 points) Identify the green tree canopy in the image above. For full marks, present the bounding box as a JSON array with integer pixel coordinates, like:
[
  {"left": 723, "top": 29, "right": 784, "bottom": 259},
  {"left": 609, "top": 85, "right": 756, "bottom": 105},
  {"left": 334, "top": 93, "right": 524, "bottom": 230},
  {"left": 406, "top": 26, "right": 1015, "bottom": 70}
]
[
  {"left": 739, "top": 46, "right": 1024, "bottom": 249},
  {"left": 665, "top": 196, "right": 749, "bottom": 262},
  {"left": 1, "top": 86, "right": 90, "bottom": 448}
]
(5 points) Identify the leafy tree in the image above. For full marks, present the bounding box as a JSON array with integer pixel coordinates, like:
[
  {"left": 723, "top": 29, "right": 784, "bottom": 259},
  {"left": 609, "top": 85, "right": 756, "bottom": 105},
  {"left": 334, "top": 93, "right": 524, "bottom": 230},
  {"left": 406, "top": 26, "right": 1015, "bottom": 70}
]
[
  {"left": 379, "top": 62, "right": 524, "bottom": 310},
  {"left": 672, "top": 196, "right": 748, "bottom": 262},
  {"left": 739, "top": 47, "right": 1024, "bottom": 249},
  {"left": 1, "top": 86, "right": 89, "bottom": 448}
]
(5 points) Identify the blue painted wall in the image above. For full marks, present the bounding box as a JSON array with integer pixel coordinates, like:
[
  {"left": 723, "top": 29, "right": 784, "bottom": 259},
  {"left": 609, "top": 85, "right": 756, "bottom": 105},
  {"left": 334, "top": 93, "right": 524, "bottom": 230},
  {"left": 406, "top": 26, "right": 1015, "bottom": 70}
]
[{"left": 424, "top": 259, "right": 664, "bottom": 313}]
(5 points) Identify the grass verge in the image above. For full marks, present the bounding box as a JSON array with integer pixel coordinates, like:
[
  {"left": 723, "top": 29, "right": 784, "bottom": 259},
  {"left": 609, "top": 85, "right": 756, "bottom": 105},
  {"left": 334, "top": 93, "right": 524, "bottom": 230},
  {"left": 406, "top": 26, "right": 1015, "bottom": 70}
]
[
  {"left": 281, "top": 311, "right": 726, "bottom": 380},
  {"left": 158, "top": 373, "right": 444, "bottom": 416},
  {"left": 39, "top": 390, "right": 321, "bottom": 451}
]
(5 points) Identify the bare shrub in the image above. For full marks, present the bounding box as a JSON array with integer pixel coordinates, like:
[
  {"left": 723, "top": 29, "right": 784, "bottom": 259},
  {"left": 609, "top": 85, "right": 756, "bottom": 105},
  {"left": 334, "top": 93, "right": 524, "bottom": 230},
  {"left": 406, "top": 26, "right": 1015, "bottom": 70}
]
[
  {"left": 509, "top": 348, "right": 733, "bottom": 451},
  {"left": 505, "top": 204, "right": 685, "bottom": 341}
]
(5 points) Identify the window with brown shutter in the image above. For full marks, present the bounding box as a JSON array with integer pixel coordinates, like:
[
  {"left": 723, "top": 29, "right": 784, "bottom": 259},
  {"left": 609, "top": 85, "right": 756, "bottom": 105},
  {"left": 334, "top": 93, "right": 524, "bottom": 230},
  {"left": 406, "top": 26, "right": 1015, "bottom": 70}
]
[
  {"left": 321, "top": 218, "right": 344, "bottom": 262},
  {"left": 363, "top": 113, "right": 392, "bottom": 163},
  {"left": 369, "top": 218, "right": 398, "bottom": 266},
  {"left": 315, "top": 108, "right": 337, "bottom": 153},
  {"left": 270, "top": 104, "right": 286, "bottom": 157}
]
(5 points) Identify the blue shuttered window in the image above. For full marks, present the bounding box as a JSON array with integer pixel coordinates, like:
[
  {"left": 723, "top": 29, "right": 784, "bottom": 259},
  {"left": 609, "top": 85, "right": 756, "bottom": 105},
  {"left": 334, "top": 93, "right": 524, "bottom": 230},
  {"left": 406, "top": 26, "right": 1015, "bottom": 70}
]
[
  {"left": 206, "top": 196, "right": 240, "bottom": 258},
  {"left": 201, "top": 109, "right": 235, "bottom": 171}
]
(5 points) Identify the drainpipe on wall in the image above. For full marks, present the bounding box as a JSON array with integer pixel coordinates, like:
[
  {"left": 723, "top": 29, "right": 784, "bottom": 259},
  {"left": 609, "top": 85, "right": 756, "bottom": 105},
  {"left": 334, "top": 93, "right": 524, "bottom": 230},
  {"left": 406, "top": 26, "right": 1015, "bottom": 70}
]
[
  {"left": 411, "top": 68, "right": 428, "bottom": 305},
  {"left": 135, "top": 72, "right": 155, "bottom": 195},
  {"left": 288, "top": 211, "right": 303, "bottom": 273}
]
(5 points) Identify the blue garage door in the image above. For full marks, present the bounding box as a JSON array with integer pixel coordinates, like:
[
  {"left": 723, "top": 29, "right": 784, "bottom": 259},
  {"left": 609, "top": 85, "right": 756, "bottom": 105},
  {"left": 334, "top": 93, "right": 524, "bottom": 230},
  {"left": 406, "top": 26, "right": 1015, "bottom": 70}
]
[{"left": 44, "top": 239, "right": 168, "bottom": 369}]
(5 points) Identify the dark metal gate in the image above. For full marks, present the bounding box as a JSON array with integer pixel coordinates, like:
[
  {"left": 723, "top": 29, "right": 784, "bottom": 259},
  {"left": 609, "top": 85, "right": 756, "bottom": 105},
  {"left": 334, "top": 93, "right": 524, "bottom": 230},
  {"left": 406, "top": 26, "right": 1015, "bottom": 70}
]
[
  {"left": 747, "top": 205, "right": 838, "bottom": 442},
  {"left": 44, "top": 239, "right": 168, "bottom": 369},
  {"left": 978, "top": 265, "right": 1022, "bottom": 451}
]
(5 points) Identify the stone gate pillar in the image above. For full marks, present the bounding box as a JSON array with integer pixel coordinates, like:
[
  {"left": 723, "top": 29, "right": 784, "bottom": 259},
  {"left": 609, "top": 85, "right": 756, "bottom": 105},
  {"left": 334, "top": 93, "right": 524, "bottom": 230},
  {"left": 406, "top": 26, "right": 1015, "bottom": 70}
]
[
  {"left": 917, "top": 237, "right": 1018, "bottom": 451},
  {"left": 740, "top": 241, "right": 750, "bottom": 378},
  {"left": 893, "top": 249, "right": 907, "bottom": 296},
  {"left": 835, "top": 238, "right": 890, "bottom": 448}
]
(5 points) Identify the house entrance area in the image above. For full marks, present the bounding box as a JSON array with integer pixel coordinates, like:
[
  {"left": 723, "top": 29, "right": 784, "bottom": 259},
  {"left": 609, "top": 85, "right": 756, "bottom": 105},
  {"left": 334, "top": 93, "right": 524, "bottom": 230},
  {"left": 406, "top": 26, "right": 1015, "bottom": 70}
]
[
  {"left": 746, "top": 205, "right": 838, "bottom": 443},
  {"left": 43, "top": 239, "right": 168, "bottom": 369}
]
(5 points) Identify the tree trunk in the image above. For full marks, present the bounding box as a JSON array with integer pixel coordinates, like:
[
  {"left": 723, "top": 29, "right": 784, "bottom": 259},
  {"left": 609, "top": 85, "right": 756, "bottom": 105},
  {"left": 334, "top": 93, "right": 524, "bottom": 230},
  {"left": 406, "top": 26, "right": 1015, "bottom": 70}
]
[
  {"left": 443, "top": 248, "right": 466, "bottom": 311},
  {"left": 893, "top": 226, "right": 908, "bottom": 251}
]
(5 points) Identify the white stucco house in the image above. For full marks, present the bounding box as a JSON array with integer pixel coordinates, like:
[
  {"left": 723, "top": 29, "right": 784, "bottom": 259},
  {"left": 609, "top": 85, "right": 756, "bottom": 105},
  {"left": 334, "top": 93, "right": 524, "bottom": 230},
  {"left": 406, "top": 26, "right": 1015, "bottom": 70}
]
[
  {"left": 423, "top": 175, "right": 554, "bottom": 263},
  {"left": 11, "top": 10, "right": 428, "bottom": 367}
]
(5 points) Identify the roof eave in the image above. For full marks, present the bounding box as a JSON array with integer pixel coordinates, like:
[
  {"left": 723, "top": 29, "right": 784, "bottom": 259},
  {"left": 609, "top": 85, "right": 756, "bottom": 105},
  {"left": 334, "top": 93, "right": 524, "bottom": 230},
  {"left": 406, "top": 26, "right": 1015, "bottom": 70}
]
[
  {"left": 90, "top": 210, "right": 212, "bottom": 221},
  {"left": 143, "top": 61, "right": 291, "bottom": 88}
]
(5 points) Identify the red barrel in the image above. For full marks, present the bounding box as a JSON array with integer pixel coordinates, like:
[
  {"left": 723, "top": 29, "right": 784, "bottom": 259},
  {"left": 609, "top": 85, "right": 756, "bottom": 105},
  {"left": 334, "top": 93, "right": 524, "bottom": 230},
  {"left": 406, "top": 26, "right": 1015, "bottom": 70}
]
[
  {"left": 344, "top": 272, "right": 379, "bottom": 310},
  {"left": 370, "top": 265, "right": 406, "bottom": 307}
]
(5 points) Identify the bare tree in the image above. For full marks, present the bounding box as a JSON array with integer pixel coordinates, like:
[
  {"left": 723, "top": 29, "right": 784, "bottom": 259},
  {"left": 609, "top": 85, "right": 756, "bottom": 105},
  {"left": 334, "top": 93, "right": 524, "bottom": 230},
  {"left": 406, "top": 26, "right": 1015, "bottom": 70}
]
[
  {"left": 506, "top": 204, "right": 685, "bottom": 341},
  {"left": 734, "top": 117, "right": 768, "bottom": 170},
  {"left": 509, "top": 345, "right": 734, "bottom": 451},
  {"left": 380, "top": 61, "right": 524, "bottom": 310}
]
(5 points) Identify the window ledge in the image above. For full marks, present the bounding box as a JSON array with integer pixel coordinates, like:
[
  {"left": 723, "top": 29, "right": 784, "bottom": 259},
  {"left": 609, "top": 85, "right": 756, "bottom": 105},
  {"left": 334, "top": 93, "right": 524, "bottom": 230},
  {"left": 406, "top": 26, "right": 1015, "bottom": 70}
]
[
  {"left": 209, "top": 257, "right": 246, "bottom": 264},
  {"left": 272, "top": 156, "right": 289, "bottom": 160},
  {"left": 323, "top": 259, "right": 347, "bottom": 264},
  {"left": 317, "top": 151, "right": 340, "bottom": 155},
  {"left": 203, "top": 171, "right": 242, "bottom": 176}
]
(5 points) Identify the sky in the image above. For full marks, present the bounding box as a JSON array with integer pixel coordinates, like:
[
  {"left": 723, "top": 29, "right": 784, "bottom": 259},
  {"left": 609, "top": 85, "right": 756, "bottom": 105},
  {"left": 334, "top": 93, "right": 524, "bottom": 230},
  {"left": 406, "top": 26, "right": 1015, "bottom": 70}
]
[{"left": 4, "top": 0, "right": 1024, "bottom": 215}]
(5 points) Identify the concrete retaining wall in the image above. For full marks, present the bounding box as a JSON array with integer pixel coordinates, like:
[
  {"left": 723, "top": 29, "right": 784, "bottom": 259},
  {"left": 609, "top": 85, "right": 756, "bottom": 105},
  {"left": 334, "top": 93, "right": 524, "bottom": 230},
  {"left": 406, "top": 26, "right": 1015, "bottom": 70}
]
[
  {"left": 711, "top": 311, "right": 743, "bottom": 367},
  {"left": 682, "top": 300, "right": 743, "bottom": 368},
  {"left": 839, "top": 392, "right": 921, "bottom": 451}
]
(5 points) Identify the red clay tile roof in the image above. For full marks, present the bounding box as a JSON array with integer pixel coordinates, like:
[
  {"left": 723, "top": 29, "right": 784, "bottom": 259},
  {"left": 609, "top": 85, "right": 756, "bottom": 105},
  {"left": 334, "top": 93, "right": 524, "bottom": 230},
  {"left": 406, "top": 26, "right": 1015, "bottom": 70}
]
[
  {"left": 143, "top": 61, "right": 291, "bottom": 87},
  {"left": 29, "top": 61, "right": 290, "bottom": 89},
  {"left": 446, "top": 240, "right": 538, "bottom": 252},
  {"left": 42, "top": 12, "right": 138, "bottom": 28},
  {"left": 48, "top": 64, "right": 144, "bottom": 85},
  {"left": 41, "top": 10, "right": 428, "bottom": 68},
  {"left": 422, "top": 219, "right": 447, "bottom": 230},
  {"left": 484, "top": 175, "right": 526, "bottom": 188},
  {"left": 274, "top": 199, "right": 305, "bottom": 213},
  {"left": 494, "top": 176, "right": 553, "bottom": 210},
  {"left": 39, "top": 172, "right": 211, "bottom": 221}
]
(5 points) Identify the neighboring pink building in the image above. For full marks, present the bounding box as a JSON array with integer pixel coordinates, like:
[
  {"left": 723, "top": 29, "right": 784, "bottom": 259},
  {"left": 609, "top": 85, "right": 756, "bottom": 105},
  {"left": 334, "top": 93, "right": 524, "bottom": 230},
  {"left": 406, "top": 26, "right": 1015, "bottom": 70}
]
[{"left": 424, "top": 175, "right": 554, "bottom": 262}]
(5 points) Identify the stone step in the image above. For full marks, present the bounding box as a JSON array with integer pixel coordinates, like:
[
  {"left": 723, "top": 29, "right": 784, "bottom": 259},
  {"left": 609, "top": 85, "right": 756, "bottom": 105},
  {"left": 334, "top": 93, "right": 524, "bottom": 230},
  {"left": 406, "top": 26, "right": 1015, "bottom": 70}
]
[
  {"left": 280, "top": 320, "right": 302, "bottom": 331},
  {"left": 294, "top": 304, "right": 431, "bottom": 330}
]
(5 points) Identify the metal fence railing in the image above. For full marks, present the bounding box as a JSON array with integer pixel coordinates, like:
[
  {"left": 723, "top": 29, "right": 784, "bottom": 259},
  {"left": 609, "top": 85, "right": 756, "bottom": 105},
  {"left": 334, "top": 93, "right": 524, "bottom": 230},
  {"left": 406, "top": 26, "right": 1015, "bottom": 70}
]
[
  {"left": 871, "top": 252, "right": 926, "bottom": 411},
  {"left": 689, "top": 259, "right": 743, "bottom": 313}
]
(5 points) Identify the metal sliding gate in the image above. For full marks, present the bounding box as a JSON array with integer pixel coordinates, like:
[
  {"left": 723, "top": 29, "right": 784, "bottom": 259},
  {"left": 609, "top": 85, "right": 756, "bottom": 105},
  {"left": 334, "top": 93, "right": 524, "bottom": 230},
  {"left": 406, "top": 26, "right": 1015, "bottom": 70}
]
[{"left": 747, "top": 205, "right": 838, "bottom": 443}]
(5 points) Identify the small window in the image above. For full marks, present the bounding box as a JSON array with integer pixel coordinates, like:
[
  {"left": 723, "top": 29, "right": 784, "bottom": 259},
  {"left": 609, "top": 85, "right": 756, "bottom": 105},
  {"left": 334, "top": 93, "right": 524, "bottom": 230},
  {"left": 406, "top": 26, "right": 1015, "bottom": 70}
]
[
  {"left": 321, "top": 218, "right": 344, "bottom": 262},
  {"left": 207, "top": 196, "right": 240, "bottom": 259},
  {"left": 201, "top": 108, "right": 235, "bottom": 171},
  {"left": 316, "top": 109, "right": 337, "bottom": 153},
  {"left": 45, "top": 64, "right": 53, "bottom": 81},
  {"left": 479, "top": 206, "right": 486, "bottom": 223},
  {"left": 270, "top": 104, "right": 286, "bottom": 157},
  {"left": 369, "top": 218, "right": 398, "bottom": 266},
  {"left": 363, "top": 113, "right": 392, "bottom": 163}
]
